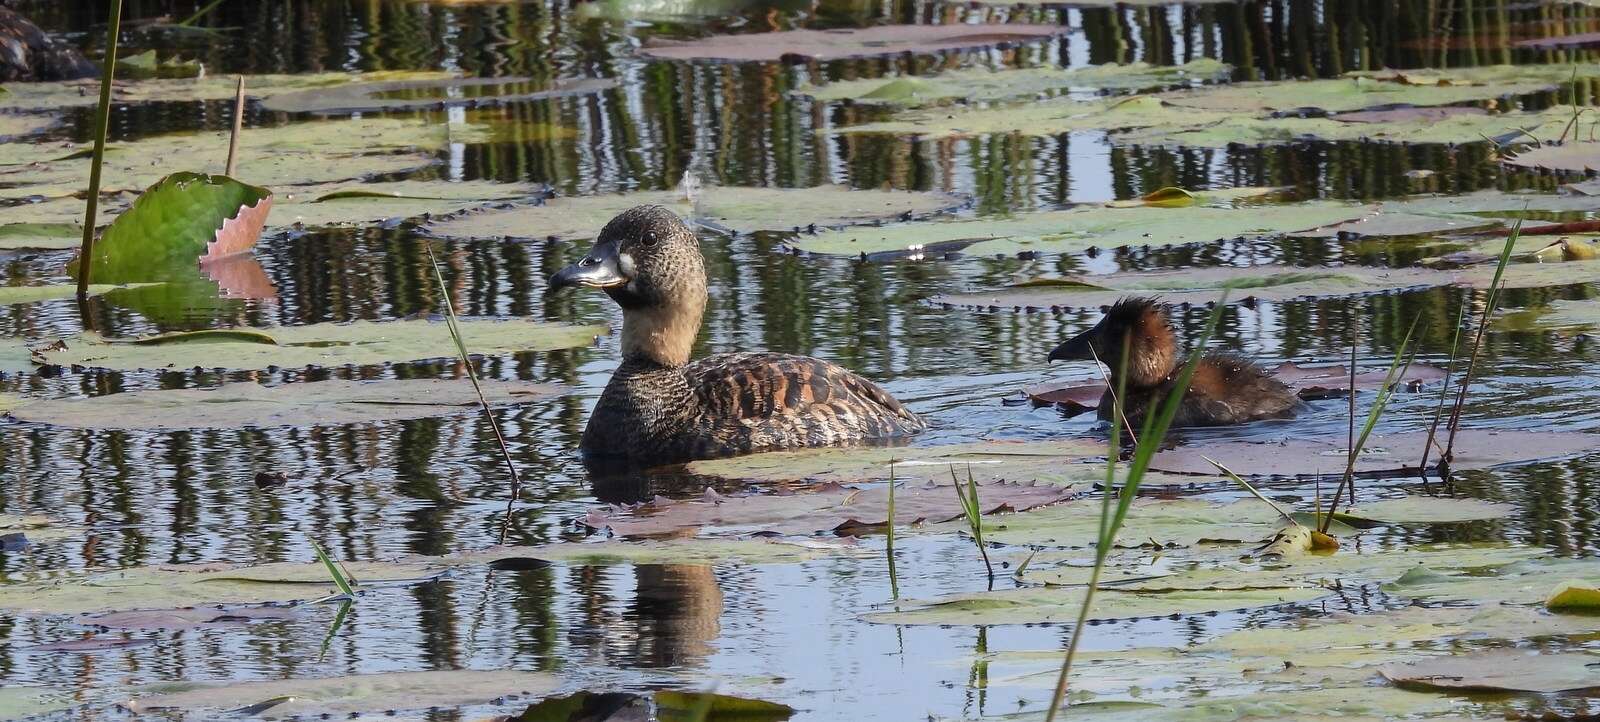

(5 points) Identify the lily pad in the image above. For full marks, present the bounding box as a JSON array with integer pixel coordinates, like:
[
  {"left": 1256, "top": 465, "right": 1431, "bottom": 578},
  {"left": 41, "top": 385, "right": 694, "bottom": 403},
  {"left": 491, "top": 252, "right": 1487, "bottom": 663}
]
[
  {"left": 0, "top": 112, "right": 57, "bottom": 139},
  {"left": 637, "top": 24, "right": 1069, "bottom": 63},
  {"left": 9, "top": 378, "right": 567, "bottom": 430},
  {"left": 792, "top": 200, "right": 1372, "bottom": 257},
  {"left": 34, "top": 318, "right": 606, "bottom": 372},
  {"left": 1381, "top": 651, "right": 1600, "bottom": 694},
  {"left": 125, "top": 670, "right": 559, "bottom": 719},
  {"left": 0, "top": 194, "right": 131, "bottom": 250},
  {"left": 1383, "top": 555, "right": 1600, "bottom": 606},
  {"left": 585, "top": 476, "right": 1074, "bottom": 538},
  {"left": 0, "top": 283, "right": 159, "bottom": 305},
  {"left": 79, "top": 606, "right": 300, "bottom": 630},
  {"left": 795, "top": 59, "right": 1231, "bottom": 106},
  {"left": 685, "top": 440, "right": 1109, "bottom": 485},
  {"left": 864, "top": 584, "right": 1326, "bottom": 626},
  {"left": 0, "top": 70, "right": 457, "bottom": 111},
  {"left": 1504, "top": 141, "right": 1600, "bottom": 173},
  {"left": 1112, "top": 104, "right": 1583, "bottom": 147},
  {"left": 1547, "top": 581, "right": 1600, "bottom": 611},
  {"left": 271, "top": 180, "right": 546, "bottom": 229},
  {"left": 0, "top": 339, "right": 31, "bottom": 375},
  {"left": 1157, "top": 75, "right": 1558, "bottom": 115},
  {"left": 72, "top": 172, "right": 272, "bottom": 285},
  {"left": 1147, "top": 429, "right": 1591, "bottom": 478},
  {"left": 423, "top": 186, "right": 964, "bottom": 241},
  {"left": 830, "top": 94, "right": 1233, "bottom": 139},
  {"left": 259, "top": 76, "right": 615, "bottom": 114},
  {"left": 934, "top": 265, "right": 1448, "bottom": 311}
]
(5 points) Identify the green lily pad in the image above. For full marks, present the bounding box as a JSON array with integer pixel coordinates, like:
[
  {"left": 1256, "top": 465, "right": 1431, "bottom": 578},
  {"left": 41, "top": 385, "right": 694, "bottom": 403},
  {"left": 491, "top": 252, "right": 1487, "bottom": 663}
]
[
  {"left": 0, "top": 117, "right": 471, "bottom": 197},
  {"left": 260, "top": 76, "right": 615, "bottom": 114},
  {"left": 0, "top": 112, "right": 57, "bottom": 139},
  {"left": 864, "top": 584, "right": 1326, "bottom": 626},
  {"left": 1381, "top": 650, "right": 1600, "bottom": 694},
  {"left": 117, "top": 50, "right": 202, "bottom": 80},
  {"left": 423, "top": 185, "right": 964, "bottom": 241},
  {"left": 1112, "top": 104, "right": 1582, "bottom": 147},
  {"left": 830, "top": 94, "right": 1233, "bottom": 139},
  {"left": 125, "top": 670, "right": 559, "bottom": 719},
  {"left": 1547, "top": 581, "right": 1600, "bottom": 611},
  {"left": 981, "top": 498, "right": 1290, "bottom": 550},
  {"left": 796, "top": 59, "right": 1231, "bottom": 106},
  {"left": 271, "top": 180, "right": 545, "bottom": 229},
  {"left": 792, "top": 200, "right": 1372, "bottom": 257},
  {"left": 9, "top": 378, "right": 567, "bottom": 430},
  {"left": 1157, "top": 75, "right": 1558, "bottom": 115},
  {"left": 0, "top": 687, "right": 75, "bottom": 720},
  {"left": 0, "top": 283, "right": 160, "bottom": 305},
  {"left": 685, "top": 440, "right": 1109, "bottom": 485},
  {"left": 1348, "top": 62, "right": 1600, "bottom": 87},
  {"left": 72, "top": 172, "right": 272, "bottom": 285},
  {"left": 0, "top": 193, "right": 132, "bottom": 250},
  {"left": 34, "top": 318, "right": 606, "bottom": 372},
  {"left": 638, "top": 23, "right": 1069, "bottom": 63},
  {"left": 0, "top": 339, "right": 30, "bottom": 375},
  {"left": 0, "top": 70, "right": 457, "bottom": 111},
  {"left": 932, "top": 265, "right": 1448, "bottom": 311},
  {"left": 1383, "top": 555, "right": 1600, "bottom": 605}
]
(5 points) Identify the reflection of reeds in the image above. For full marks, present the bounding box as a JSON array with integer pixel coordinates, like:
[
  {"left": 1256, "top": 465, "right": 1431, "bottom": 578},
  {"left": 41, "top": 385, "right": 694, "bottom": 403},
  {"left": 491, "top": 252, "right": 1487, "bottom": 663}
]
[
  {"left": 1043, "top": 296, "right": 1227, "bottom": 722},
  {"left": 424, "top": 243, "right": 525, "bottom": 544}
]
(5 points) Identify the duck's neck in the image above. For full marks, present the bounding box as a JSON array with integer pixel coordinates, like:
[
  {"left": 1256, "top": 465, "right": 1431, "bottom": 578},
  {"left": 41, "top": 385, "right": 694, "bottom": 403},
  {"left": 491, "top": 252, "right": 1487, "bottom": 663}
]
[
  {"left": 1118, "top": 323, "right": 1179, "bottom": 389},
  {"left": 619, "top": 294, "right": 706, "bottom": 368}
]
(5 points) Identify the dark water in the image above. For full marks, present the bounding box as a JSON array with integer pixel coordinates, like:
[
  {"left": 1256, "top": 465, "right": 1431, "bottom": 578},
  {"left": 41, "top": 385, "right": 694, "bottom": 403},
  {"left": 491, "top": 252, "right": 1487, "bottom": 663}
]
[{"left": 5, "top": 1, "right": 1600, "bottom": 719}]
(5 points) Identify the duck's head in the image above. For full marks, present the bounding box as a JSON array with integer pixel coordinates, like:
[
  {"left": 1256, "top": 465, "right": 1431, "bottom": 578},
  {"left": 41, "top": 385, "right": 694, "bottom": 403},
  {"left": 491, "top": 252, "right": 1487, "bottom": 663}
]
[
  {"left": 1047, "top": 296, "right": 1177, "bottom": 387},
  {"left": 548, "top": 205, "right": 707, "bottom": 366}
]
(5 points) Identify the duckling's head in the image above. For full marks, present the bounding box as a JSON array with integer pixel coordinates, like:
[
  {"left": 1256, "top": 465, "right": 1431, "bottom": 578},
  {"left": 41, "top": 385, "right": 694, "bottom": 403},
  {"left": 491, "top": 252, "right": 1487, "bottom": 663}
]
[
  {"left": 548, "top": 205, "right": 707, "bottom": 366},
  {"left": 1047, "top": 297, "right": 1178, "bottom": 387}
]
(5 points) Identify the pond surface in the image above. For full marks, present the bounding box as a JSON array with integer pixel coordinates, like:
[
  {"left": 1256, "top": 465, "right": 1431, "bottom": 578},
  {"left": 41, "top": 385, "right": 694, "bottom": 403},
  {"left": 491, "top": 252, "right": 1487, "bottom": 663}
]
[{"left": 5, "top": 1, "right": 1600, "bottom": 720}]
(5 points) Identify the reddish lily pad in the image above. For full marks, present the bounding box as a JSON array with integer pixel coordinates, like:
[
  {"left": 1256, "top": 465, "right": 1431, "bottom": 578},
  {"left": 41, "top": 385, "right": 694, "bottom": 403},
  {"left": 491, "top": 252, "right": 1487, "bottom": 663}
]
[
  {"left": 582, "top": 478, "right": 1075, "bottom": 538},
  {"left": 1146, "top": 429, "right": 1592, "bottom": 478},
  {"left": 637, "top": 24, "right": 1068, "bottom": 63}
]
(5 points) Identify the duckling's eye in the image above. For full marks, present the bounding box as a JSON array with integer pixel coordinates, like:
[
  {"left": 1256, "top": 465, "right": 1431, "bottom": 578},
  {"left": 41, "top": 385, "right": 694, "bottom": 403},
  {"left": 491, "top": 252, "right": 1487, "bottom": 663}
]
[{"left": 640, "top": 231, "right": 659, "bottom": 248}]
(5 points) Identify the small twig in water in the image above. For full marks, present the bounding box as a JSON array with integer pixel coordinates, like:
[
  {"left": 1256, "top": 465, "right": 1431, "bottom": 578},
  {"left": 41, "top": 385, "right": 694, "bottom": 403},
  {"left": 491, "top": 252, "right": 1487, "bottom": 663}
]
[{"left": 424, "top": 244, "right": 525, "bottom": 544}]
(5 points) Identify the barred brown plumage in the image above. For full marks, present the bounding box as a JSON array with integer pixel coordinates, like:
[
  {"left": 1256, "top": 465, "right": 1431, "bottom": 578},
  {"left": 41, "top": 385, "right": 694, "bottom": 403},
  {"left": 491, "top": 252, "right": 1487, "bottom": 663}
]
[{"left": 548, "top": 205, "right": 925, "bottom": 468}]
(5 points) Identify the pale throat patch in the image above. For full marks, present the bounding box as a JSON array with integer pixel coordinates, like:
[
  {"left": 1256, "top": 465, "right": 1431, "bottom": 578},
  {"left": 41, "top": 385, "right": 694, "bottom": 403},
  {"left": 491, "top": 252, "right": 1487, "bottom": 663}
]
[{"left": 621, "top": 295, "right": 705, "bottom": 367}]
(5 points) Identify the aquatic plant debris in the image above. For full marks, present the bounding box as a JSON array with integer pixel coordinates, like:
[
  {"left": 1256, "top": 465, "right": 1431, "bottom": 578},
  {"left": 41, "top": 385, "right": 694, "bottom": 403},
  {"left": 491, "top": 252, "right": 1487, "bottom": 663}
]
[
  {"left": 423, "top": 185, "right": 964, "bottom": 241},
  {"left": 637, "top": 23, "right": 1069, "bottom": 62},
  {"left": 33, "top": 318, "right": 606, "bottom": 372},
  {"left": 8, "top": 379, "right": 568, "bottom": 430},
  {"left": 794, "top": 59, "right": 1231, "bottom": 106}
]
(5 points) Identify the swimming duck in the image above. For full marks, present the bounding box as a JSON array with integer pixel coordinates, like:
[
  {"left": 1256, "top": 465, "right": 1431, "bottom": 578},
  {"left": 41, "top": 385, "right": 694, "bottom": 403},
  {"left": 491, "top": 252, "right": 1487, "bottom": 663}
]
[
  {"left": 1047, "top": 297, "right": 1298, "bottom": 427},
  {"left": 547, "top": 204, "right": 926, "bottom": 467}
]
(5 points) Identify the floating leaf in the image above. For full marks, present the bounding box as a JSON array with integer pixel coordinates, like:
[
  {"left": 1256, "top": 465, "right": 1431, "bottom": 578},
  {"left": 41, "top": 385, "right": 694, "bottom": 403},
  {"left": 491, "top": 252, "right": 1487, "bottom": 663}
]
[
  {"left": 423, "top": 186, "right": 963, "bottom": 241},
  {"left": 117, "top": 50, "right": 201, "bottom": 80},
  {"left": 0, "top": 283, "right": 160, "bottom": 305},
  {"left": 830, "top": 94, "right": 1233, "bottom": 139},
  {"left": 1504, "top": 141, "right": 1600, "bottom": 172},
  {"left": 79, "top": 606, "right": 300, "bottom": 630},
  {"left": 125, "top": 670, "right": 559, "bottom": 719},
  {"left": 1382, "top": 555, "right": 1600, "bottom": 606},
  {"left": 34, "top": 318, "right": 606, "bottom": 372},
  {"left": 1157, "top": 76, "right": 1557, "bottom": 115},
  {"left": 653, "top": 691, "right": 795, "bottom": 719},
  {"left": 0, "top": 194, "right": 130, "bottom": 250},
  {"left": 260, "top": 76, "right": 614, "bottom": 114},
  {"left": 1381, "top": 651, "right": 1600, "bottom": 694},
  {"left": 934, "top": 265, "right": 1447, "bottom": 311},
  {"left": 863, "top": 584, "right": 1327, "bottom": 626},
  {"left": 0, "top": 70, "right": 458, "bottom": 111},
  {"left": 9, "top": 378, "right": 567, "bottom": 430},
  {"left": 795, "top": 59, "right": 1231, "bottom": 106},
  {"left": 70, "top": 173, "right": 272, "bottom": 285},
  {"left": 1112, "top": 104, "right": 1582, "bottom": 147},
  {"left": 637, "top": 24, "right": 1068, "bottom": 63},
  {"left": 685, "top": 440, "right": 1110, "bottom": 485},
  {"left": 1547, "top": 581, "right": 1600, "bottom": 611},
  {"left": 272, "top": 180, "right": 545, "bottom": 229},
  {"left": 0, "top": 113, "right": 58, "bottom": 139},
  {"left": 793, "top": 201, "right": 1372, "bottom": 257},
  {"left": 1147, "top": 430, "right": 1591, "bottom": 477}
]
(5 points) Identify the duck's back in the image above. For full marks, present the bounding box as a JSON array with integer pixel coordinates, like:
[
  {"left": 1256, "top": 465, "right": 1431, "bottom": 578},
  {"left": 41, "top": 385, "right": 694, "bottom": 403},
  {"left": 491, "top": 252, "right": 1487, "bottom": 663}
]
[
  {"left": 1101, "top": 352, "right": 1297, "bottom": 427},
  {"left": 683, "top": 352, "right": 926, "bottom": 457}
]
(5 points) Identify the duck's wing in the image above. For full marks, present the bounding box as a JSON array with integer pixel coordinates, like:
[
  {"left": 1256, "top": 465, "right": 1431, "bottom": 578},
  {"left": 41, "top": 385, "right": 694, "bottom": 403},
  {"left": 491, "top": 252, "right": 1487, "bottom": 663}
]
[{"left": 685, "top": 352, "right": 925, "bottom": 445}]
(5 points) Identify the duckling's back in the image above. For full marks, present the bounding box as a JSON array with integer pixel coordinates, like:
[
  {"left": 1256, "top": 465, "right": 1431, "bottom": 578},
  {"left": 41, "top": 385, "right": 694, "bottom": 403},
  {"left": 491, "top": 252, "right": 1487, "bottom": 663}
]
[{"left": 1100, "top": 351, "right": 1298, "bottom": 428}]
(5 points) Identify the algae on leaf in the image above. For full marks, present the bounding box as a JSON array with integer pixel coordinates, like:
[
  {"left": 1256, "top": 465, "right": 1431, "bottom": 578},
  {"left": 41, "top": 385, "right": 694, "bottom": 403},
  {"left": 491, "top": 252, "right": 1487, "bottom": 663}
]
[
  {"left": 423, "top": 185, "right": 963, "bottom": 241},
  {"left": 35, "top": 318, "right": 606, "bottom": 372}
]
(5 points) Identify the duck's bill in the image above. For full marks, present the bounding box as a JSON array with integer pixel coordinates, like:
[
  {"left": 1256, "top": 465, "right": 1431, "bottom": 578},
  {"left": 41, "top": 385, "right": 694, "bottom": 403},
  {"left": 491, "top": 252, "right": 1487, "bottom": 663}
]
[
  {"left": 1047, "top": 330, "right": 1095, "bottom": 362},
  {"left": 547, "top": 256, "right": 627, "bottom": 293}
]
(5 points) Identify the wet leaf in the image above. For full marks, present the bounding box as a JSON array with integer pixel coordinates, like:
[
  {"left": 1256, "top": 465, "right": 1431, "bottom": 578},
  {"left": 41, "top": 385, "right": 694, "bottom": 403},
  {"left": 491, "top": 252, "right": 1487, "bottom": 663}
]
[
  {"left": 34, "top": 318, "right": 606, "bottom": 372},
  {"left": 831, "top": 94, "right": 1233, "bottom": 139},
  {"left": 0, "top": 70, "right": 457, "bottom": 110},
  {"left": 654, "top": 690, "right": 795, "bottom": 720},
  {"left": 1146, "top": 430, "right": 1591, "bottom": 477},
  {"left": 1112, "top": 104, "right": 1582, "bottom": 147},
  {"left": 934, "top": 265, "right": 1447, "bottom": 311},
  {"left": 10, "top": 378, "right": 567, "bottom": 430},
  {"left": 1381, "top": 651, "right": 1600, "bottom": 694},
  {"left": 272, "top": 180, "right": 545, "bottom": 229},
  {"left": 70, "top": 172, "right": 272, "bottom": 285},
  {"left": 638, "top": 24, "right": 1068, "bottom": 62},
  {"left": 863, "top": 584, "right": 1327, "bottom": 626},
  {"left": 259, "top": 76, "right": 614, "bottom": 114},
  {"left": 1504, "top": 141, "right": 1600, "bottom": 172},
  {"left": 1547, "top": 581, "right": 1600, "bottom": 611},
  {"left": 794, "top": 201, "right": 1373, "bottom": 257},
  {"left": 585, "top": 475, "right": 1074, "bottom": 538},
  {"left": 795, "top": 59, "right": 1230, "bottom": 106},
  {"left": 1382, "top": 555, "right": 1599, "bottom": 605},
  {"left": 1157, "top": 76, "right": 1557, "bottom": 115},
  {"left": 0, "top": 113, "right": 58, "bottom": 139},
  {"left": 125, "top": 670, "right": 559, "bottom": 718},
  {"left": 423, "top": 185, "right": 963, "bottom": 241},
  {"left": 0, "top": 283, "right": 160, "bottom": 305},
  {"left": 79, "top": 606, "right": 300, "bottom": 630}
]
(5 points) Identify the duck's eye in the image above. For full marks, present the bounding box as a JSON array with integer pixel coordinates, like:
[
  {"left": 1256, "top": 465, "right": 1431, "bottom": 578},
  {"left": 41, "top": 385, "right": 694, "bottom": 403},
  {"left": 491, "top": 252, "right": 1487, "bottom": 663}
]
[{"left": 640, "top": 232, "right": 659, "bottom": 248}]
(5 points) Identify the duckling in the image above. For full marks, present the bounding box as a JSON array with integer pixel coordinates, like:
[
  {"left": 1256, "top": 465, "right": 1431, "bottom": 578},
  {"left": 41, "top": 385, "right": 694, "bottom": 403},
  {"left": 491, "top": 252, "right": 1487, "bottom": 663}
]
[
  {"left": 547, "top": 204, "right": 926, "bottom": 467},
  {"left": 1047, "top": 297, "right": 1298, "bottom": 428}
]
